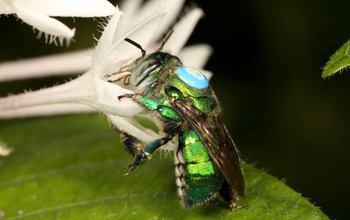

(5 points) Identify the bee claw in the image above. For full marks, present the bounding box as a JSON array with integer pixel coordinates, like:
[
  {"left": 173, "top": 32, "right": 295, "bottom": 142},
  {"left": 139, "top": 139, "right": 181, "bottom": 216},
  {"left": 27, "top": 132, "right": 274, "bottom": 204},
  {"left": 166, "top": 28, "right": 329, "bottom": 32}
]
[
  {"left": 118, "top": 93, "right": 134, "bottom": 101},
  {"left": 126, "top": 151, "right": 151, "bottom": 174},
  {"left": 230, "top": 203, "right": 247, "bottom": 210},
  {"left": 126, "top": 166, "right": 134, "bottom": 174}
]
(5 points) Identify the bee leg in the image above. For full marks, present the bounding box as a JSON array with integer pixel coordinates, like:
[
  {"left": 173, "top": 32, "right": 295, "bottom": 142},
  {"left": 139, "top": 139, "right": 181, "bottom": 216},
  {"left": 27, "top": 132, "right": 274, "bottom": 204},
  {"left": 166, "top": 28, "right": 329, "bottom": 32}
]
[
  {"left": 118, "top": 129, "right": 143, "bottom": 158},
  {"left": 116, "top": 128, "right": 150, "bottom": 174},
  {"left": 118, "top": 93, "right": 135, "bottom": 101},
  {"left": 219, "top": 181, "right": 247, "bottom": 210},
  {"left": 105, "top": 65, "right": 130, "bottom": 80},
  {"left": 127, "top": 133, "right": 174, "bottom": 174}
]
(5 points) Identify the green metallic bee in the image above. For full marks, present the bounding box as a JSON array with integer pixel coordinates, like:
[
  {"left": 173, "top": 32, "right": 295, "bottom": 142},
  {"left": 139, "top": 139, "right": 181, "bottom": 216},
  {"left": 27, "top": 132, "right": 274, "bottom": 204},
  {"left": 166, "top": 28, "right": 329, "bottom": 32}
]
[{"left": 114, "top": 32, "right": 245, "bottom": 209}]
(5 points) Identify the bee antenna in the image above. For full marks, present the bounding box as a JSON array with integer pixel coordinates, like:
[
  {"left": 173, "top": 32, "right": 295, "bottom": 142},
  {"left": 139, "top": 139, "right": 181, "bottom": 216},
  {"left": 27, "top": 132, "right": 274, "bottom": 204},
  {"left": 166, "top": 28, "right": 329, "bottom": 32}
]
[
  {"left": 157, "top": 29, "right": 174, "bottom": 51},
  {"left": 124, "top": 38, "right": 146, "bottom": 57}
]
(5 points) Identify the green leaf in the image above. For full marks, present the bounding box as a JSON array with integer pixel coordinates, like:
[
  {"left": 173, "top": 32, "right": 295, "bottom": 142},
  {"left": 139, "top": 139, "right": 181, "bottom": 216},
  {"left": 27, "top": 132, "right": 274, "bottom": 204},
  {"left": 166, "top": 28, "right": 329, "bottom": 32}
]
[
  {"left": 0, "top": 115, "right": 329, "bottom": 219},
  {"left": 322, "top": 38, "right": 350, "bottom": 78}
]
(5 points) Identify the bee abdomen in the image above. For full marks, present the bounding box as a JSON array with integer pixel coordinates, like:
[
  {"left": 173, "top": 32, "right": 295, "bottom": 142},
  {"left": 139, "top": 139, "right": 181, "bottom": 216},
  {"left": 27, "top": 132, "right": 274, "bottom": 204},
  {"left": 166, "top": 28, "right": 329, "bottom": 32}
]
[{"left": 175, "top": 129, "right": 224, "bottom": 208}]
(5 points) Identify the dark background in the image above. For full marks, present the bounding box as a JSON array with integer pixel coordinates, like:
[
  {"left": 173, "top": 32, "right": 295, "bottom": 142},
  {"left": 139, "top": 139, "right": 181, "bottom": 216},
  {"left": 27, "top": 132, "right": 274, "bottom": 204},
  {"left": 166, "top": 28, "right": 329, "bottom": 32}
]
[
  {"left": 1, "top": 0, "right": 350, "bottom": 219},
  {"left": 194, "top": 1, "right": 350, "bottom": 219}
]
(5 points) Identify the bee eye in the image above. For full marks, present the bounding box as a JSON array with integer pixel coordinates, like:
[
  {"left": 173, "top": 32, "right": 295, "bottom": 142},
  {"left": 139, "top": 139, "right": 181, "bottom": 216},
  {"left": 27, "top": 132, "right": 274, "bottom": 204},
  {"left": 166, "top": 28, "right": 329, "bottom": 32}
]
[
  {"left": 135, "top": 61, "right": 159, "bottom": 84},
  {"left": 130, "top": 59, "right": 161, "bottom": 86},
  {"left": 176, "top": 66, "right": 209, "bottom": 89}
]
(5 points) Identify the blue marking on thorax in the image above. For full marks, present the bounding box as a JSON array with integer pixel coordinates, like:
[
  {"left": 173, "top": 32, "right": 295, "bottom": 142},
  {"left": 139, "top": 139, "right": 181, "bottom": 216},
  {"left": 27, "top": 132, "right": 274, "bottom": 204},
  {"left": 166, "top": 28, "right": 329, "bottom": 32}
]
[{"left": 176, "top": 66, "right": 209, "bottom": 89}]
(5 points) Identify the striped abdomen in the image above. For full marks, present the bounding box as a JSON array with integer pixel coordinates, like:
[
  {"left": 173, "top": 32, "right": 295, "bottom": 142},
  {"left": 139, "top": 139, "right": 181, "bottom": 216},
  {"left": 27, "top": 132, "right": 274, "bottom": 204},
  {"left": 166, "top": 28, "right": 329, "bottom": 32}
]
[{"left": 175, "top": 129, "right": 225, "bottom": 208}]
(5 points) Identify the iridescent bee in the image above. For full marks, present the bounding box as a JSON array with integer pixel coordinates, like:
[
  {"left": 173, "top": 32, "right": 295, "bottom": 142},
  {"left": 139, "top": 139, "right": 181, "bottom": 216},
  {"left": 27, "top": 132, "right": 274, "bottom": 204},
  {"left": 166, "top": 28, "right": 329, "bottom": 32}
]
[{"left": 113, "top": 31, "right": 245, "bottom": 209}]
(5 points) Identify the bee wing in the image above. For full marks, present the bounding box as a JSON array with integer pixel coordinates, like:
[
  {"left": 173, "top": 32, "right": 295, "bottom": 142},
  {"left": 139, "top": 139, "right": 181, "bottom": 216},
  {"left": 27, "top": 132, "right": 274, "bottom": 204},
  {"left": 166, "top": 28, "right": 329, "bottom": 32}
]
[{"left": 173, "top": 99, "right": 245, "bottom": 197}]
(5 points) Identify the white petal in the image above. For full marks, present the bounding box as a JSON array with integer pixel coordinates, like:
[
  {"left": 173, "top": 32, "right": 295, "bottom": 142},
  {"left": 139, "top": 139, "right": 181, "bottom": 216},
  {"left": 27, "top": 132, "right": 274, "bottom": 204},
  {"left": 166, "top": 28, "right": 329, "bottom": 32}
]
[
  {"left": 107, "top": 115, "right": 160, "bottom": 143},
  {"left": 93, "top": 9, "right": 167, "bottom": 75},
  {"left": 143, "top": 0, "right": 186, "bottom": 40},
  {"left": 0, "top": 104, "right": 95, "bottom": 119},
  {"left": 117, "top": 0, "right": 186, "bottom": 50},
  {"left": 0, "top": 2, "right": 13, "bottom": 14},
  {"left": 117, "top": 0, "right": 185, "bottom": 37},
  {"left": 107, "top": 114, "right": 177, "bottom": 151},
  {"left": 0, "top": 50, "right": 92, "bottom": 82},
  {"left": 13, "top": 2, "right": 75, "bottom": 40},
  {"left": 118, "top": 0, "right": 143, "bottom": 31},
  {"left": 0, "top": 44, "right": 213, "bottom": 82},
  {"left": 164, "top": 8, "right": 204, "bottom": 55},
  {"left": 179, "top": 44, "right": 213, "bottom": 69},
  {"left": 0, "top": 73, "right": 95, "bottom": 112},
  {"left": 0, "top": 70, "right": 141, "bottom": 118},
  {"left": 107, "top": 9, "right": 167, "bottom": 71},
  {"left": 15, "top": 0, "right": 116, "bottom": 17},
  {"left": 91, "top": 10, "right": 122, "bottom": 74},
  {"left": 93, "top": 79, "right": 143, "bottom": 117}
]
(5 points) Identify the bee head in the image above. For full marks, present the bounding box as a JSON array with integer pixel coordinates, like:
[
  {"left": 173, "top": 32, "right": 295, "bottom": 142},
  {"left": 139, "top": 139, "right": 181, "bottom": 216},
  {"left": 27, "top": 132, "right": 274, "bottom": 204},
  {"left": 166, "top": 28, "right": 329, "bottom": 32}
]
[{"left": 128, "top": 52, "right": 174, "bottom": 88}]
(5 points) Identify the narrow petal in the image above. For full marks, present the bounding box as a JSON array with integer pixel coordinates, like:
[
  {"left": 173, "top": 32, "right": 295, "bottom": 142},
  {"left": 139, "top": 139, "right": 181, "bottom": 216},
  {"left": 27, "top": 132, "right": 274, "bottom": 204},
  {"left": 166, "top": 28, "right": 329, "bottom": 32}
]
[
  {"left": 93, "top": 9, "right": 167, "bottom": 75},
  {"left": 13, "top": 2, "right": 75, "bottom": 41},
  {"left": 164, "top": 8, "right": 204, "bottom": 55},
  {"left": 108, "top": 114, "right": 177, "bottom": 151},
  {"left": 15, "top": 0, "right": 116, "bottom": 17},
  {"left": 0, "top": 50, "right": 92, "bottom": 82},
  {"left": 91, "top": 10, "right": 122, "bottom": 74},
  {"left": 0, "top": 71, "right": 142, "bottom": 118},
  {"left": 108, "top": 9, "right": 167, "bottom": 69},
  {"left": 0, "top": 104, "right": 95, "bottom": 119},
  {"left": 0, "top": 73, "right": 96, "bottom": 112},
  {"left": 93, "top": 79, "right": 143, "bottom": 117},
  {"left": 0, "top": 2, "right": 13, "bottom": 14},
  {"left": 107, "top": 115, "right": 160, "bottom": 143},
  {"left": 142, "top": 0, "right": 186, "bottom": 41},
  {"left": 118, "top": 0, "right": 143, "bottom": 30},
  {"left": 7, "top": 1, "right": 117, "bottom": 44},
  {"left": 118, "top": 0, "right": 186, "bottom": 44},
  {"left": 179, "top": 44, "right": 213, "bottom": 68}
]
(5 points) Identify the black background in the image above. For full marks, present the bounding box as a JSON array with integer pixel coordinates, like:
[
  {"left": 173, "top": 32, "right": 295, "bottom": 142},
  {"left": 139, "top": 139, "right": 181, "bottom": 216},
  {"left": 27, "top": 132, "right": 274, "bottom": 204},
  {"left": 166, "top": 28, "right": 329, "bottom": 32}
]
[
  {"left": 1, "top": 0, "right": 350, "bottom": 219},
  {"left": 192, "top": 1, "right": 350, "bottom": 219}
]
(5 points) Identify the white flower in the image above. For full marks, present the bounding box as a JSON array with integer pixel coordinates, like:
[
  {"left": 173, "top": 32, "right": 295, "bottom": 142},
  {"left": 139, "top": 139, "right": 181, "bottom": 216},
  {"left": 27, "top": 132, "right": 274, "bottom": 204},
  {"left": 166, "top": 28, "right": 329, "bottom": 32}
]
[
  {"left": 0, "top": 0, "right": 116, "bottom": 44},
  {"left": 0, "top": 0, "right": 213, "bottom": 150}
]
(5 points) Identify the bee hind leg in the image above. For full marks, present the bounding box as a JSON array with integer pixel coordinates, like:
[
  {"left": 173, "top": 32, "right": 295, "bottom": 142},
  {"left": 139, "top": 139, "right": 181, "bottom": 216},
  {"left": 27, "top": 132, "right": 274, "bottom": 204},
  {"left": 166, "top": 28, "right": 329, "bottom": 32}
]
[
  {"left": 118, "top": 129, "right": 143, "bottom": 157},
  {"left": 116, "top": 127, "right": 175, "bottom": 174},
  {"left": 127, "top": 134, "right": 175, "bottom": 173},
  {"left": 219, "top": 181, "right": 247, "bottom": 210}
]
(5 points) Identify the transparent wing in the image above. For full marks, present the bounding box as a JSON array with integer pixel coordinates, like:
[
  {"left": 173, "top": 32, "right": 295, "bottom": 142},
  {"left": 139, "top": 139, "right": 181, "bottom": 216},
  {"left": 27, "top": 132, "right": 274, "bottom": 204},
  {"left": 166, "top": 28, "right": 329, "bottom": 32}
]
[{"left": 173, "top": 99, "right": 244, "bottom": 196}]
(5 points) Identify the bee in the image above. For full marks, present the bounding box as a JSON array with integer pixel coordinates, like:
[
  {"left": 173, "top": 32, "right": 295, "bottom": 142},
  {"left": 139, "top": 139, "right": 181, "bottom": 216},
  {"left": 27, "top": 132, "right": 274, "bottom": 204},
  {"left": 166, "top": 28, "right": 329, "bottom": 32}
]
[{"left": 113, "top": 31, "right": 245, "bottom": 209}]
